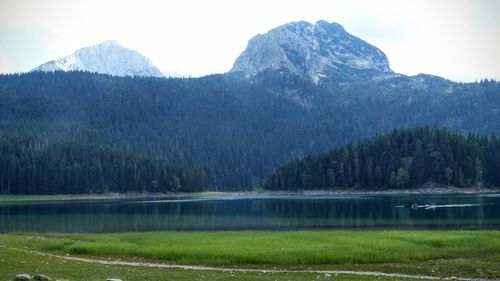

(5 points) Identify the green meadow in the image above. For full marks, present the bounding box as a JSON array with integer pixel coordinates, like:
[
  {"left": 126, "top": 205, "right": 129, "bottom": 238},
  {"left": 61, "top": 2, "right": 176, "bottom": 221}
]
[{"left": 1, "top": 230, "right": 499, "bottom": 280}]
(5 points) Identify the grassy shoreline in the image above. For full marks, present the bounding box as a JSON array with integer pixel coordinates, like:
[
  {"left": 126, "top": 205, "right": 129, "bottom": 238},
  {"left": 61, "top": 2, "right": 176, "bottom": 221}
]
[
  {"left": 0, "top": 187, "right": 498, "bottom": 202},
  {"left": 1, "top": 230, "right": 499, "bottom": 280},
  {"left": 0, "top": 191, "right": 236, "bottom": 202}
]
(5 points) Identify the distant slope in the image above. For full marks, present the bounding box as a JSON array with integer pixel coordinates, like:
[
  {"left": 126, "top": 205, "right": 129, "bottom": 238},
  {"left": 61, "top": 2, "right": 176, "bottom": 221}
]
[
  {"left": 0, "top": 72, "right": 499, "bottom": 191},
  {"left": 32, "top": 40, "right": 164, "bottom": 77},
  {"left": 265, "top": 127, "right": 500, "bottom": 191}
]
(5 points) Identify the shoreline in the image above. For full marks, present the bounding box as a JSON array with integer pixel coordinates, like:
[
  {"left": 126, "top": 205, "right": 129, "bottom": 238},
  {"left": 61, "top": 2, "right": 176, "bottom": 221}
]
[
  {"left": 256, "top": 186, "right": 500, "bottom": 196},
  {"left": 0, "top": 191, "right": 234, "bottom": 202},
  {"left": 0, "top": 186, "right": 498, "bottom": 202}
]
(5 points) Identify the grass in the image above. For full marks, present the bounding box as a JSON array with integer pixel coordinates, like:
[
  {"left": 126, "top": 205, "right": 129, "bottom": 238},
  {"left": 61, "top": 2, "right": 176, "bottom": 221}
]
[
  {"left": 2, "top": 246, "right": 382, "bottom": 281},
  {"left": 0, "top": 194, "right": 84, "bottom": 202},
  {"left": 32, "top": 231, "right": 500, "bottom": 265},
  {"left": 1, "top": 230, "right": 499, "bottom": 280},
  {"left": 0, "top": 191, "right": 236, "bottom": 202}
]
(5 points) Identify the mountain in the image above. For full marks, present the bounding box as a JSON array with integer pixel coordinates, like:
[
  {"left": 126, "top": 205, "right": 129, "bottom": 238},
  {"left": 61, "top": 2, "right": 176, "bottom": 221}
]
[
  {"left": 231, "top": 20, "right": 458, "bottom": 92},
  {"left": 265, "top": 127, "right": 500, "bottom": 191},
  {"left": 0, "top": 21, "right": 499, "bottom": 193},
  {"left": 32, "top": 40, "right": 164, "bottom": 77},
  {"left": 231, "top": 20, "right": 392, "bottom": 83}
]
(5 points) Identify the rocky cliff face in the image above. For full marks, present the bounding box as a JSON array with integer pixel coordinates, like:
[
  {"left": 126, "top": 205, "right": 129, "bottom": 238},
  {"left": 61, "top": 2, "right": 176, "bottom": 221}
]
[
  {"left": 32, "top": 40, "right": 164, "bottom": 78},
  {"left": 231, "top": 20, "right": 392, "bottom": 83}
]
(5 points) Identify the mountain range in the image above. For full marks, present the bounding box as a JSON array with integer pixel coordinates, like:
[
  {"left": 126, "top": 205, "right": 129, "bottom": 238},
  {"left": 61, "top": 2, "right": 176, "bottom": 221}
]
[{"left": 1, "top": 20, "right": 499, "bottom": 192}]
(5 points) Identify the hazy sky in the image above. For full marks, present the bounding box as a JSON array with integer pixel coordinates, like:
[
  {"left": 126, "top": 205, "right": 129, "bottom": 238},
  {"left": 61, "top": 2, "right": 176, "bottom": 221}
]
[{"left": 0, "top": 0, "right": 499, "bottom": 82}]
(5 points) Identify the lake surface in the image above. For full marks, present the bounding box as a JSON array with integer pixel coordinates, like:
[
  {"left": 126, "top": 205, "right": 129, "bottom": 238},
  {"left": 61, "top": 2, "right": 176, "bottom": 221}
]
[{"left": 1, "top": 194, "right": 500, "bottom": 233}]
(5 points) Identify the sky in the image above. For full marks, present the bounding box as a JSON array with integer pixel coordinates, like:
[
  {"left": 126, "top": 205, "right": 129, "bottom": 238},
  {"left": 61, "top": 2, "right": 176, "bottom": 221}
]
[{"left": 0, "top": 0, "right": 499, "bottom": 82}]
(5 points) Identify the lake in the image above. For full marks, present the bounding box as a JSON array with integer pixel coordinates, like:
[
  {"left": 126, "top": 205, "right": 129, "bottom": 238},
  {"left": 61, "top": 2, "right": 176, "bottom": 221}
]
[{"left": 1, "top": 194, "right": 500, "bottom": 233}]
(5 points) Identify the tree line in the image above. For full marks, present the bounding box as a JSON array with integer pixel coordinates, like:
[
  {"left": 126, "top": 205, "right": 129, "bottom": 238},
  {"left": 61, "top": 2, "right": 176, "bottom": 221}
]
[
  {"left": 0, "top": 136, "right": 206, "bottom": 194},
  {"left": 265, "top": 127, "right": 500, "bottom": 190}
]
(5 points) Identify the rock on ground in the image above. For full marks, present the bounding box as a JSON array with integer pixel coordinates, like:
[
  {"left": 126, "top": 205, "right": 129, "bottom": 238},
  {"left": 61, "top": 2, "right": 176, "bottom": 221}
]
[
  {"left": 14, "top": 274, "right": 31, "bottom": 281},
  {"left": 33, "top": 274, "right": 51, "bottom": 281}
]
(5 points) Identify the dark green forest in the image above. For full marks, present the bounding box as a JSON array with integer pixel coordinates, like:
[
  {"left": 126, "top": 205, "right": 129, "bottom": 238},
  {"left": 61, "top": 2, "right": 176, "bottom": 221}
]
[
  {"left": 265, "top": 127, "right": 500, "bottom": 190},
  {"left": 0, "top": 136, "right": 206, "bottom": 194},
  {"left": 0, "top": 71, "right": 499, "bottom": 192}
]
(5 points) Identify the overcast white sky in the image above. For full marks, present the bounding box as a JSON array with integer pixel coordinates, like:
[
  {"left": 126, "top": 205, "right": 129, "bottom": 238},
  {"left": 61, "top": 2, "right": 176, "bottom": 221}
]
[{"left": 0, "top": 0, "right": 499, "bottom": 82}]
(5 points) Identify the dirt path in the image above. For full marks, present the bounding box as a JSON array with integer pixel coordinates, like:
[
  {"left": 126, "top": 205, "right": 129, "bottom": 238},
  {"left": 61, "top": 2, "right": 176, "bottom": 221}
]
[{"left": 1, "top": 246, "right": 489, "bottom": 281}]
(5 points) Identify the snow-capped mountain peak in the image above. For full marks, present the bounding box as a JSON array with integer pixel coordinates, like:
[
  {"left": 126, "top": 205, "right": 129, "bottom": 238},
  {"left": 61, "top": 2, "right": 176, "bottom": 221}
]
[{"left": 32, "top": 40, "right": 164, "bottom": 78}]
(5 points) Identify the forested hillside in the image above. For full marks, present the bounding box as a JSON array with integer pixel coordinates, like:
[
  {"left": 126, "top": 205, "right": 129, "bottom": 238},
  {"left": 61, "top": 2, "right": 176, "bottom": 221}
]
[
  {"left": 0, "top": 71, "right": 323, "bottom": 190},
  {"left": 265, "top": 127, "right": 500, "bottom": 190},
  {"left": 0, "top": 135, "right": 206, "bottom": 194},
  {"left": 0, "top": 71, "right": 499, "bottom": 192}
]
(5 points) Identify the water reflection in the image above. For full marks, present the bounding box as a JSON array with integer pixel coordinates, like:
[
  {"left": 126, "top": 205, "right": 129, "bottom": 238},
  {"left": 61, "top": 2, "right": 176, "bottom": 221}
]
[{"left": 0, "top": 194, "right": 499, "bottom": 233}]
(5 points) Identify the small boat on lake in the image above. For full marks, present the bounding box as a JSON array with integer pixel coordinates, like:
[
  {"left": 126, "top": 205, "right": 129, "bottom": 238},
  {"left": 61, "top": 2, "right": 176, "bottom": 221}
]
[{"left": 399, "top": 202, "right": 480, "bottom": 211}]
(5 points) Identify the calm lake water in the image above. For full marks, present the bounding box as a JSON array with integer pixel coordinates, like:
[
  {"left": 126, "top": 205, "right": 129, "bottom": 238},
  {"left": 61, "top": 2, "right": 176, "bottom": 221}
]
[{"left": 1, "top": 194, "right": 500, "bottom": 233}]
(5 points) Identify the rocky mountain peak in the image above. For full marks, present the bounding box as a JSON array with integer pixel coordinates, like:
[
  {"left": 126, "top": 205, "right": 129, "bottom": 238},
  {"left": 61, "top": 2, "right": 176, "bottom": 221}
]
[
  {"left": 231, "top": 20, "right": 392, "bottom": 83},
  {"left": 32, "top": 40, "right": 164, "bottom": 78}
]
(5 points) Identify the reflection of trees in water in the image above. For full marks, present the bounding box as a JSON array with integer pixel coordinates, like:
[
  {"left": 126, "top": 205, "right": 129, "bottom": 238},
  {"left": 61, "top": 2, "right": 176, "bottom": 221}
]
[
  {"left": 258, "top": 196, "right": 499, "bottom": 229},
  {"left": 396, "top": 196, "right": 492, "bottom": 228},
  {"left": 0, "top": 196, "right": 499, "bottom": 232},
  {"left": 260, "top": 198, "right": 403, "bottom": 228}
]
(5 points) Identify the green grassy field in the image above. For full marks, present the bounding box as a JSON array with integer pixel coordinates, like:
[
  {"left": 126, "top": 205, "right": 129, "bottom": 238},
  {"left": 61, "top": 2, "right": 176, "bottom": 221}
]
[
  {"left": 2, "top": 245, "right": 387, "bottom": 281},
  {"left": 1, "top": 230, "right": 499, "bottom": 281}
]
